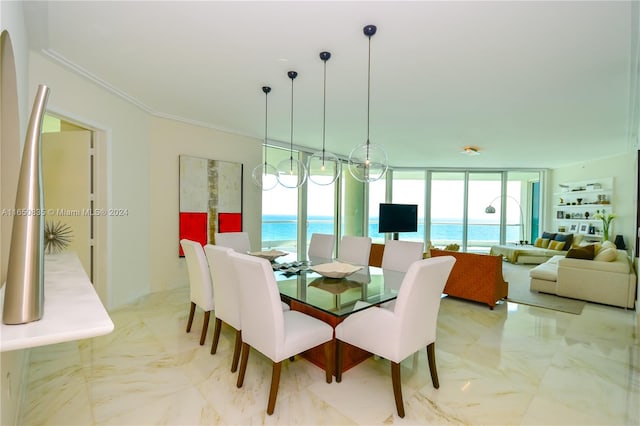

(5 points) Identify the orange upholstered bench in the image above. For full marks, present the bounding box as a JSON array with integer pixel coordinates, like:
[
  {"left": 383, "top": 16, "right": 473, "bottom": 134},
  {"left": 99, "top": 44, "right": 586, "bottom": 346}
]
[
  {"left": 369, "top": 244, "right": 508, "bottom": 309},
  {"left": 429, "top": 249, "right": 508, "bottom": 309}
]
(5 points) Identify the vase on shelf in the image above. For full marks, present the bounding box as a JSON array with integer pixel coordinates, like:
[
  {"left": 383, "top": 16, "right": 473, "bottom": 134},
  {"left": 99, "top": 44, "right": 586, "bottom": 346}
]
[{"left": 3, "top": 85, "right": 50, "bottom": 325}]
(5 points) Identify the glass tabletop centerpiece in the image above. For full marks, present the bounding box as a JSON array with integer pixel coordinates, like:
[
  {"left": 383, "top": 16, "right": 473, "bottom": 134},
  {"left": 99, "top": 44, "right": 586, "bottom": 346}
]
[
  {"left": 310, "top": 261, "right": 363, "bottom": 279},
  {"left": 248, "top": 249, "right": 288, "bottom": 262}
]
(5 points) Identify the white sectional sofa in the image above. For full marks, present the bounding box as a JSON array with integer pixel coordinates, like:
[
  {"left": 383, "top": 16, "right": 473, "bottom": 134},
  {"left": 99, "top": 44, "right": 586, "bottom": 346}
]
[{"left": 529, "top": 246, "right": 637, "bottom": 309}]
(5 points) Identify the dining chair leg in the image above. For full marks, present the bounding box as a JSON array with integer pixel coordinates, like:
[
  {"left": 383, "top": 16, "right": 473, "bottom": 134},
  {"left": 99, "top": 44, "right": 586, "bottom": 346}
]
[
  {"left": 186, "top": 302, "right": 196, "bottom": 332},
  {"left": 210, "top": 317, "right": 222, "bottom": 354},
  {"left": 391, "top": 361, "right": 405, "bottom": 418},
  {"left": 231, "top": 329, "right": 242, "bottom": 373},
  {"left": 323, "top": 341, "right": 333, "bottom": 383},
  {"left": 237, "top": 342, "right": 250, "bottom": 388},
  {"left": 335, "top": 340, "right": 343, "bottom": 382},
  {"left": 426, "top": 342, "right": 439, "bottom": 388},
  {"left": 267, "top": 361, "right": 282, "bottom": 415},
  {"left": 199, "top": 310, "right": 211, "bottom": 345}
]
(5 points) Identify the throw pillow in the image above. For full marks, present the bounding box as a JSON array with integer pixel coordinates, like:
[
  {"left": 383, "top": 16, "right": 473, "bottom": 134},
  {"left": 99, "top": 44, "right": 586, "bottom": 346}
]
[
  {"left": 541, "top": 231, "right": 557, "bottom": 240},
  {"left": 594, "top": 247, "right": 617, "bottom": 262},
  {"left": 534, "top": 238, "right": 550, "bottom": 248},
  {"left": 548, "top": 240, "right": 566, "bottom": 251},
  {"left": 601, "top": 240, "right": 616, "bottom": 250},
  {"left": 553, "top": 233, "right": 573, "bottom": 251},
  {"left": 566, "top": 244, "right": 595, "bottom": 260}
]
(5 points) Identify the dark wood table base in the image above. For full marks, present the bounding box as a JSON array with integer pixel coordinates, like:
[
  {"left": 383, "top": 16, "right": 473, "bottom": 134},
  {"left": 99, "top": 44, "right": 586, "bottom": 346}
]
[{"left": 289, "top": 300, "right": 372, "bottom": 376}]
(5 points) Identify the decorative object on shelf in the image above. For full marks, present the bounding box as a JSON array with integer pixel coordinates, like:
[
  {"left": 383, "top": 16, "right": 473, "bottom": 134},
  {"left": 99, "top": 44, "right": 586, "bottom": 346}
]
[
  {"left": 251, "top": 86, "right": 278, "bottom": 191},
  {"left": 587, "top": 224, "right": 595, "bottom": 235},
  {"left": 613, "top": 234, "right": 626, "bottom": 250},
  {"left": 307, "top": 51, "right": 341, "bottom": 185},
  {"left": 44, "top": 221, "right": 73, "bottom": 254},
  {"left": 3, "top": 85, "right": 50, "bottom": 325},
  {"left": 484, "top": 195, "right": 525, "bottom": 241},
  {"left": 594, "top": 210, "right": 616, "bottom": 240},
  {"left": 348, "top": 24, "right": 388, "bottom": 183},
  {"left": 584, "top": 211, "right": 590, "bottom": 219},
  {"left": 276, "top": 71, "right": 308, "bottom": 188},
  {"left": 556, "top": 210, "right": 565, "bottom": 219},
  {"left": 576, "top": 198, "right": 582, "bottom": 205}
]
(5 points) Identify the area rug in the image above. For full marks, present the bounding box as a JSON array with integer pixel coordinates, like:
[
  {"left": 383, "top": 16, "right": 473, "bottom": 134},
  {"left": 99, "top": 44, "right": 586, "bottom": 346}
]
[{"left": 501, "top": 262, "right": 586, "bottom": 315}]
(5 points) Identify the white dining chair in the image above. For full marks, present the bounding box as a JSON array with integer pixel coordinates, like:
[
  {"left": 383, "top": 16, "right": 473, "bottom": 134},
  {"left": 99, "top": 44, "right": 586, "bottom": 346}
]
[
  {"left": 335, "top": 255, "right": 456, "bottom": 418},
  {"left": 381, "top": 240, "right": 424, "bottom": 272},
  {"left": 337, "top": 235, "right": 372, "bottom": 266},
  {"left": 229, "top": 251, "right": 333, "bottom": 415},
  {"left": 180, "top": 239, "right": 215, "bottom": 345},
  {"left": 204, "top": 244, "right": 242, "bottom": 371},
  {"left": 308, "top": 233, "right": 335, "bottom": 262},
  {"left": 204, "top": 244, "right": 290, "bottom": 372},
  {"left": 215, "top": 231, "right": 251, "bottom": 253}
]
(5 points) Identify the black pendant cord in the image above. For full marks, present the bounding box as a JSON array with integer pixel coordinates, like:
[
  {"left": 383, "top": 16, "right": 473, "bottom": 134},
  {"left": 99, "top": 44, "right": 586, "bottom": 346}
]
[
  {"left": 262, "top": 86, "right": 271, "bottom": 171},
  {"left": 364, "top": 26, "right": 376, "bottom": 160},
  {"left": 366, "top": 34, "right": 371, "bottom": 150},
  {"left": 288, "top": 71, "right": 297, "bottom": 169},
  {"left": 322, "top": 57, "right": 327, "bottom": 164},
  {"left": 320, "top": 51, "right": 331, "bottom": 166}
]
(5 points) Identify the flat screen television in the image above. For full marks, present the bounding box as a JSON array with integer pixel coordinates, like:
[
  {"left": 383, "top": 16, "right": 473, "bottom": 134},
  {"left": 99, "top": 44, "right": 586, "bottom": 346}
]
[{"left": 378, "top": 203, "right": 418, "bottom": 234}]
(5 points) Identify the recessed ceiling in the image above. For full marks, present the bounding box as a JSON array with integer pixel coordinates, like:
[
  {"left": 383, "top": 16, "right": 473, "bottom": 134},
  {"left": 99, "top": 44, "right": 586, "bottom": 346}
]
[{"left": 23, "top": 1, "right": 639, "bottom": 169}]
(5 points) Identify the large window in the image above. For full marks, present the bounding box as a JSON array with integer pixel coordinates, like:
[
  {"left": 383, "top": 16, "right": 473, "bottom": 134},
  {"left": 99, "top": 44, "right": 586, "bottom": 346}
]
[
  {"left": 261, "top": 146, "right": 299, "bottom": 252},
  {"left": 388, "top": 169, "right": 425, "bottom": 244},
  {"left": 260, "top": 144, "right": 542, "bottom": 255},
  {"left": 429, "top": 172, "right": 465, "bottom": 249}
]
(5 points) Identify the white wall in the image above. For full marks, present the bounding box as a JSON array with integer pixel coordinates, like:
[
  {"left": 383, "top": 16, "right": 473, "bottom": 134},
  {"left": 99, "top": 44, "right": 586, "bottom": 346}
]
[
  {"left": 148, "top": 117, "right": 262, "bottom": 292},
  {"left": 547, "top": 152, "right": 636, "bottom": 254},
  {"left": 28, "top": 52, "right": 152, "bottom": 309}
]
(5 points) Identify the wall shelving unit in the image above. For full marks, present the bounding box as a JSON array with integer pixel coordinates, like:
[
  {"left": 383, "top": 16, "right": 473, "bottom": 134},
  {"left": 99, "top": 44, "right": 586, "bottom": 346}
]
[{"left": 553, "top": 177, "right": 614, "bottom": 241}]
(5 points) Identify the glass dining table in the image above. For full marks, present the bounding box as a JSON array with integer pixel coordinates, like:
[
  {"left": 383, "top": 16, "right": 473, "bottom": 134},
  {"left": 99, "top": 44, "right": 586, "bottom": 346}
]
[{"left": 271, "top": 257, "right": 405, "bottom": 375}]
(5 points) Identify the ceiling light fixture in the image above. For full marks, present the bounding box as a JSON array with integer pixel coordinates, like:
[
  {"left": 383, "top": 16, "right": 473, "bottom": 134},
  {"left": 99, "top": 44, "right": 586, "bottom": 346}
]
[
  {"left": 461, "top": 146, "right": 480, "bottom": 156},
  {"left": 307, "top": 51, "right": 341, "bottom": 186},
  {"left": 348, "top": 24, "right": 388, "bottom": 183},
  {"left": 276, "top": 71, "right": 307, "bottom": 189},
  {"left": 251, "top": 86, "right": 278, "bottom": 190}
]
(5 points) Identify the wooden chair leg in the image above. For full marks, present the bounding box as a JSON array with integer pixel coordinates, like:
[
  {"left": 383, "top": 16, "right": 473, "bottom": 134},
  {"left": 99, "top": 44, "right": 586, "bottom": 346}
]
[
  {"left": 267, "top": 361, "right": 282, "bottom": 415},
  {"left": 210, "top": 317, "right": 222, "bottom": 354},
  {"left": 426, "top": 342, "right": 439, "bottom": 389},
  {"left": 199, "top": 310, "right": 211, "bottom": 345},
  {"left": 186, "top": 302, "right": 196, "bottom": 332},
  {"left": 323, "top": 341, "right": 333, "bottom": 383},
  {"left": 231, "top": 329, "right": 242, "bottom": 373},
  {"left": 335, "top": 339, "right": 343, "bottom": 382},
  {"left": 237, "top": 342, "right": 250, "bottom": 388},
  {"left": 391, "top": 361, "right": 405, "bottom": 418}
]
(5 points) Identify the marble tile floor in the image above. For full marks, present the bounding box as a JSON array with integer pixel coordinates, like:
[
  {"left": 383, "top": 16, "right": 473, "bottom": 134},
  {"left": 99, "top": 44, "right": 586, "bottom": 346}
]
[{"left": 21, "top": 286, "right": 640, "bottom": 426}]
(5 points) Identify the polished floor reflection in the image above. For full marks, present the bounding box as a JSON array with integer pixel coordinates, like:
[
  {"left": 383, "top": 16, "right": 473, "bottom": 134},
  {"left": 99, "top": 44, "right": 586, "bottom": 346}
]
[{"left": 21, "top": 285, "right": 639, "bottom": 425}]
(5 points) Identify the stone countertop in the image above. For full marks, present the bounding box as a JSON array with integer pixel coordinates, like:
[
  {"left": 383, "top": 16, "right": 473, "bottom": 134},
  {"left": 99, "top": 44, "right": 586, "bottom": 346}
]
[{"left": 0, "top": 253, "right": 113, "bottom": 352}]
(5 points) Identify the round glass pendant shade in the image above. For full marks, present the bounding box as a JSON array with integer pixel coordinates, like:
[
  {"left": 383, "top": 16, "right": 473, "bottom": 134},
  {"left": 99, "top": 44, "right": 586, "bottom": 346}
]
[
  {"left": 348, "top": 142, "right": 388, "bottom": 183},
  {"left": 276, "top": 157, "right": 307, "bottom": 188},
  {"left": 307, "top": 151, "right": 341, "bottom": 185},
  {"left": 251, "top": 162, "right": 278, "bottom": 191}
]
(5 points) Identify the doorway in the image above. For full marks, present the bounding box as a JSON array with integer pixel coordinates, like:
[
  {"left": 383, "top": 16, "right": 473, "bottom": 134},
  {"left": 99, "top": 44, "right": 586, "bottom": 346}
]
[{"left": 42, "top": 114, "right": 107, "bottom": 302}]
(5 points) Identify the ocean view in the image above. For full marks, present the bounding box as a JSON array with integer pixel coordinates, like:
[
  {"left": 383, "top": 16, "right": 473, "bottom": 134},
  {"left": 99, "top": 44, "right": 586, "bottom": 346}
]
[{"left": 262, "top": 215, "right": 520, "bottom": 244}]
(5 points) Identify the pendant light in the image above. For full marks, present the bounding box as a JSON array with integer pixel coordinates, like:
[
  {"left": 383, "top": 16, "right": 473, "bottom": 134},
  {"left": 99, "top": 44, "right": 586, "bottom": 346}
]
[
  {"left": 348, "top": 24, "right": 388, "bottom": 183},
  {"left": 277, "top": 71, "right": 308, "bottom": 188},
  {"left": 307, "top": 51, "right": 341, "bottom": 185},
  {"left": 251, "top": 86, "right": 278, "bottom": 190}
]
